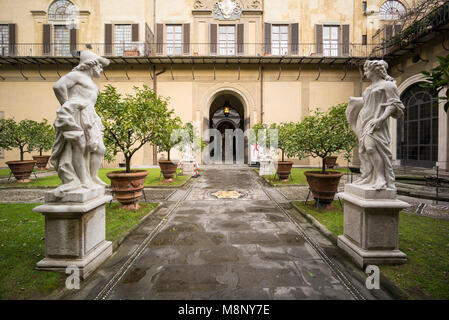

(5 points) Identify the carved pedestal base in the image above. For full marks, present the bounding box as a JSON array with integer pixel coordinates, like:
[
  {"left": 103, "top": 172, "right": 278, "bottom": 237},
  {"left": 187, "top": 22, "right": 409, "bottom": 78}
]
[
  {"left": 259, "top": 159, "right": 273, "bottom": 176},
  {"left": 33, "top": 193, "right": 113, "bottom": 280},
  {"left": 337, "top": 184, "right": 409, "bottom": 268}
]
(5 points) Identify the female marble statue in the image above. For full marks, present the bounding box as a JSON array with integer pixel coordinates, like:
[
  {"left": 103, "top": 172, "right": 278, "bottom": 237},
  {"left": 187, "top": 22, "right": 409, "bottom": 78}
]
[
  {"left": 347, "top": 60, "right": 405, "bottom": 190},
  {"left": 50, "top": 51, "right": 109, "bottom": 197}
]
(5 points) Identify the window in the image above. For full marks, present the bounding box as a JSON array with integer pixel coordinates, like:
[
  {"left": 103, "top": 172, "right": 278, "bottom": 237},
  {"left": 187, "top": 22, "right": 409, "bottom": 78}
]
[
  {"left": 0, "top": 25, "right": 9, "bottom": 56},
  {"left": 362, "top": 34, "right": 367, "bottom": 45},
  {"left": 380, "top": 1, "right": 406, "bottom": 20},
  {"left": 219, "top": 25, "right": 235, "bottom": 55},
  {"left": 323, "top": 25, "right": 339, "bottom": 56},
  {"left": 114, "top": 24, "right": 132, "bottom": 56},
  {"left": 48, "top": 0, "right": 77, "bottom": 20},
  {"left": 166, "top": 25, "right": 182, "bottom": 55},
  {"left": 272, "top": 25, "right": 288, "bottom": 55},
  {"left": 397, "top": 83, "right": 439, "bottom": 168},
  {"left": 54, "top": 25, "right": 70, "bottom": 56}
]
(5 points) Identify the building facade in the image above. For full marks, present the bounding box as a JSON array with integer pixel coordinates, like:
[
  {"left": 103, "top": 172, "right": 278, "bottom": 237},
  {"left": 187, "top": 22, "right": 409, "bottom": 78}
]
[{"left": 0, "top": 0, "right": 448, "bottom": 170}]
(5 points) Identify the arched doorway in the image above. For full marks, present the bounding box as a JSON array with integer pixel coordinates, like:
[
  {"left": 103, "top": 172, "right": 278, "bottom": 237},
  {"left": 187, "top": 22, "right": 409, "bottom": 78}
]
[
  {"left": 209, "top": 94, "right": 246, "bottom": 163},
  {"left": 397, "top": 83, "right": 439, "bottom": 168}
]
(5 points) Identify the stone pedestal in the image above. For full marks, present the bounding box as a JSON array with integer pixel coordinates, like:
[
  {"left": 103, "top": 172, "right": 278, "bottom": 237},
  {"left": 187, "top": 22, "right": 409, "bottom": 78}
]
[
  {"left": 181, "top": 160, "right": 196, "bottom": 176},
  {"left": 259, "top": 159, "right": 273, "bottom": 176},
  {"left": 33, "top": 189, "right": 113, "bottom": 280},
  {"left": 337, "top": 184, "right": 410, "bottom": 268}
]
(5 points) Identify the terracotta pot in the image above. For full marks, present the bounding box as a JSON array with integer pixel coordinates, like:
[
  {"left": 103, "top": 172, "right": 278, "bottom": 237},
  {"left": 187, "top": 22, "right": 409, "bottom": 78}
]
[
  {"left": 158, "top": 160, "right": 178, "bottom": 182},
  {"left": 106, "top": 170, "right": 149, "bottom": 210},
  {"left": 276, "top": 161, "right": 293, "bottom": 181},
  {"left": 325, "top": 156, "right": 338, "bottom": 169},
  {"left": 32, "top": 155, "right": 51, "bottom": 170},
  {"left": 304, "top": 171, "right": 343, "bottom": 206},
  {"left": 6, "top": 160, "right": 36, "bottom": 183}
]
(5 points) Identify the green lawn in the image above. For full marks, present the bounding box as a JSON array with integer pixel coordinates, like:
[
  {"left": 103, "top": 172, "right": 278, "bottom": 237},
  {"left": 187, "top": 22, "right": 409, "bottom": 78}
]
[
  {"left": 0, "top": 168, "right": 54, "bottom": 178},
  {"left": 261, "top": 168, "right": 349, "bottom": 185},
  {"left": 2, "top": 168, "right": 189, "bottom": 187},
  {"left": 0, "top": 202, "right": 158, "bottom": 300},
  {"left": 294, "top": 201, "right": 449, "bottom": 300}
]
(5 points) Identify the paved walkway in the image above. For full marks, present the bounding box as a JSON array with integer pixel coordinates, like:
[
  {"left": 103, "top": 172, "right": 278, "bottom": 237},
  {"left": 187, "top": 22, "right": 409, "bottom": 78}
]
[{"left": 66, "top": 166, "right": 391, "bottom": 300}]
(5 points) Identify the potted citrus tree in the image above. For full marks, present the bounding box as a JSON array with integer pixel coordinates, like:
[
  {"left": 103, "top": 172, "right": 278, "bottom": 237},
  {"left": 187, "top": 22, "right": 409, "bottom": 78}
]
[
  {"left": 289, "top": 103, "right": 357, "bottom": 207},
  {"left": 96, "top": 84, "right": 171, "bottom": 210},
  {"left": 270, "top": 122, "right": 296, "bottom": 181},
  {"left": 0, "top": 118, "right": 38, "bottom": 182},
  {"left": 31, "top": 119, "right": 55, "bottom": 170},
  {"left": 154, "top": 114, "right": 182, "bottom": 182}
]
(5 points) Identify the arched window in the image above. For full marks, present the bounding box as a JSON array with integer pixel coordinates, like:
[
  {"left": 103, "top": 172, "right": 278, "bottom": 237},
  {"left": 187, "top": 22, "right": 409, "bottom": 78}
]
[
  {"left": 397, "top": 83, "right": 439, "bottom": 168},
  {"left": 380, "top": 1, "right": 406, "bottom": 20},
  {"left": 48, "top": 0, "right": 77, "bottom": 20}
]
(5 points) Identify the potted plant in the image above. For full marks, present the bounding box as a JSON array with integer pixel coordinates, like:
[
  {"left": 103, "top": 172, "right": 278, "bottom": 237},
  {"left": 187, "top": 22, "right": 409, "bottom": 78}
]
[
  {"left": 154, "top": 113, "right": 182, "bottom": 182},
  {"left": 289, "top": 104, "right": 357, "bottom": 207},
  {"left": 270, "top": 122, "right": 296, "bottom": 181},
  {"left": 96, "top": 84, "right": 172, "bottom": 210},
  {"left": 0, "top": 119, "right": 38, "bottom": 182},
  {"left": 31, "top": 119, "right": 55, "bottom": 170}
]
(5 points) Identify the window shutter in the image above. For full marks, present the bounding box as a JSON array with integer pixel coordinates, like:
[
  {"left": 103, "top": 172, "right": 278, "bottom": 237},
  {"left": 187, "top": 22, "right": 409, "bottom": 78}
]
[
  {"left": 156, "top": 23, "right": 164, "bottom": 55},
  {"left": 70, "top": 28, "right": 77, "bottom": 53},
  {"left": 290, "top": 23, "right": 299, "bottom": 55},
  {"left": 8, "top": 24, "right": 16, "bottom": 56},
  {"left": 210, "top": 24, "right": 217, "bottom": 55},
  {"left": 315, "top": 24, "right": 323, "bottom": 55},
  {"left": 384, "top": 25, "right": 393, "bottom": 41},
  {"left": 183, "top": 23, "right": 190, "bottom": 55},
  {"left": 264, "top": 23, "right": 271, "bottom": 55},
  {"left": 132, "top": 24, "right": 139, "bottom": 42},
  {"left": 43, "top": 24, "right": 51, "bottom": 55},
  {"left": 237, "top": 23, "right": 244, "bottom": 55},
  {"left": 105, "top": 24, "right": 112, "bottom": 55},
  {"left": 342, "top": 24, "right": 350, "bottom": 56}
]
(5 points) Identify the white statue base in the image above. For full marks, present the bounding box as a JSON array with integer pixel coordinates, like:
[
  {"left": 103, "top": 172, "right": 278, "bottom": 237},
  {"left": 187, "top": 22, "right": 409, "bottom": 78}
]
[
  {"left": 337, "top": 184, "right": 409, "bottom": 268},
  {"left": 33, "top": 189, "right": 113, "bottom": 280},
  {"left": 259, "top": 159, "right": 273, "bottom": 176},
  {"left": 181, "top": 160, "right": 196, "bottom": 176}
]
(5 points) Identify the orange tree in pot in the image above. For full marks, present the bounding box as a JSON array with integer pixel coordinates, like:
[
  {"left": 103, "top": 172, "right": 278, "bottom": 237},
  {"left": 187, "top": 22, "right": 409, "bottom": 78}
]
[
  {"left": 31, "top": 119, "right": 55, "bottom": 170},
  {"left": 96, "top": 84, "right": 173, "bottom": 210},
  {"left": 288, "top": 103, "right": 357, "bottom": 207},
  {"left": 154, "top": 115, "right": 183, "bottom": 183},
  {"left": 0, "top": 118, "right": 39, "bottom": 182},
  {"left": 270, "top": 122, "right": 296, "bottom": 181}
]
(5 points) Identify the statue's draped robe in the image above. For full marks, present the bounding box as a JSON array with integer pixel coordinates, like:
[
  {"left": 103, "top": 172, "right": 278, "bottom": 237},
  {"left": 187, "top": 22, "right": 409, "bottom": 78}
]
[
  {"left": 50, "top": 100, "right": 103, "bottom": 193},
  {"left": 347, "top": 81, "right": 405, "bottom": 187}
]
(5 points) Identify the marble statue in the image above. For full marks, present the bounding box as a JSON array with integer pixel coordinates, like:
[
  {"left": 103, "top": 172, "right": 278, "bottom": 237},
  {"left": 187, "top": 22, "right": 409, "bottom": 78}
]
[
  {"left": 50, "top": 50, "right": 110, "bottom": 197},
  {"left": 347, "top": 60, "right": 405, "bottom": 190}
]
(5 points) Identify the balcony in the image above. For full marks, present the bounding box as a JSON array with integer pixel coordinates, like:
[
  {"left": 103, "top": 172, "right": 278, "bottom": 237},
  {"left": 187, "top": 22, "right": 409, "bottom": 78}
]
[{"left": 0, "top": 42, "right": 380, "bottom": 65}]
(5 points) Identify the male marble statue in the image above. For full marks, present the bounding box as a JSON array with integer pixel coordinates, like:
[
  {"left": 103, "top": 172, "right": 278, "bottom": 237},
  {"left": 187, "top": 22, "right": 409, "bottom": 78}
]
[
  {"left": 347, "top": 60, "right": 405, "bottom": 190},
  {"left": 50, "top": 51, "right": 110, "bottom": 197}
]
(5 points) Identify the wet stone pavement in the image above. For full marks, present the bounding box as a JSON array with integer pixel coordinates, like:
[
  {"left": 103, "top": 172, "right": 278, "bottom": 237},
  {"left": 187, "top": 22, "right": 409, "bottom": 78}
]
[{"left": 69, "top": 165, "right": 379, "bottom": 300}]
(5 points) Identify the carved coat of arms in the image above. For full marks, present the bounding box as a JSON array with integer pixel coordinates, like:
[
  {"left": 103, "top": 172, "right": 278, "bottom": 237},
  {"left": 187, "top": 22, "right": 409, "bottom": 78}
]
[{"left": 213, "top": 0, "right": 242, "bottom": 20}]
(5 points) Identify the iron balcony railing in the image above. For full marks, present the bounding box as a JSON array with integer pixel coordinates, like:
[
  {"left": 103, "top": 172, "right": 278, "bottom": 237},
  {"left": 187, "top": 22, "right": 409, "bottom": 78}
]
[{"left": 1, "top": 42, "right": 381, "bottom": 59}]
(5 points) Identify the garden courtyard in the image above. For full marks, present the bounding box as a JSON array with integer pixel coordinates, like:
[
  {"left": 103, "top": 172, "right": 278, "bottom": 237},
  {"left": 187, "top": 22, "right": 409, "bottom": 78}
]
[{"left": 0, "top": 165, "right": 448, "bottom": 300}]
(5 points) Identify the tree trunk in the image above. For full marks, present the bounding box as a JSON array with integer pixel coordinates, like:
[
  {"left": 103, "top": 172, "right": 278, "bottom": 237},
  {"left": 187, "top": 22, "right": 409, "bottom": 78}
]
[
  {"left": 168, "top": 149, "right": 171, "bottom": 161},
  {"left": 125, "top": 155, "right": 131, "bottom": 173},
  {"left": 20, "top": 147, "right": 24, "bottom": 161},
  {"left": 322, "top": 157, "right": 326, "bottom": 173},
  {"left": 40, "top": 148, "right": 43, "bottom": 156},
  {"left": 282, "top": 150, "right": 285, "bottom": 162}
]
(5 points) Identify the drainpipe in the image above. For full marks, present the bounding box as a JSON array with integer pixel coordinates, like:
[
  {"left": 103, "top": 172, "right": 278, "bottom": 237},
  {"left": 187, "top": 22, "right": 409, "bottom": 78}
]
[
  {"left": 260, "top": 65, "right": 264, "bottom": 123},
  {"left": 152, "top": 65, "right": 166, "bottom": 164}
]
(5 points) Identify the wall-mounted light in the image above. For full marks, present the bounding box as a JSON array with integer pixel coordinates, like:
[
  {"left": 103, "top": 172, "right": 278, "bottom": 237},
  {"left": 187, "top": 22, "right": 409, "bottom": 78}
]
[{"left": 223, "top": 100, "right": 231, "bottom": 117}]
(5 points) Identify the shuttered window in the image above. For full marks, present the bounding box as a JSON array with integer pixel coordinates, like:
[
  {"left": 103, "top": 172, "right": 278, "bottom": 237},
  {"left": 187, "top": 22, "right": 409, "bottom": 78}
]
[
  {"left": 114, "top": 24, "right": 132, "bottom": 56},
  {"left": 210, "top": 24, "right": 217, "bottom": 55},
  {"left": 219, "top": 25, "right": 235, "bottom": 56},
  {"left": 156, "top": 23, "right": 164, "bottom": 55},
  {"left": 323, "top": 25, "right": 339, "bottom": 56},
  {"left": 105, "top": 24, "right": 112, "bottom": 55},
  {"left": 54, "top": 25, "right": 70, "bottom": 56},
  {"left": 264, "top": 23, "right": 271, "bottom": 55},
  {"left": 166, "top": 24, "right": 182, "bottom": 55},
  {"left": 0, "top": 25, "right": 9, "bottom": 56},
  {"left": 290, "top": 23, "right": 299, "bottom": 55},
  {"left": 183, "top": 24, "right": 190, "bottom": 55},
  {"left": 237, "top": 23, "right": 244, "bottom": 55},
  {"left": 272, "top": 25, "right": 288, "bottom": 55}
]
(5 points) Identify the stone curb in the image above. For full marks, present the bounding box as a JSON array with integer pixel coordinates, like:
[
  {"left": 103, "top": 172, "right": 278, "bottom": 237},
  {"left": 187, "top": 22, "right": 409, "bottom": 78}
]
[{"left": 290, "top": 201, "right": 409, "bottom": 300}]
